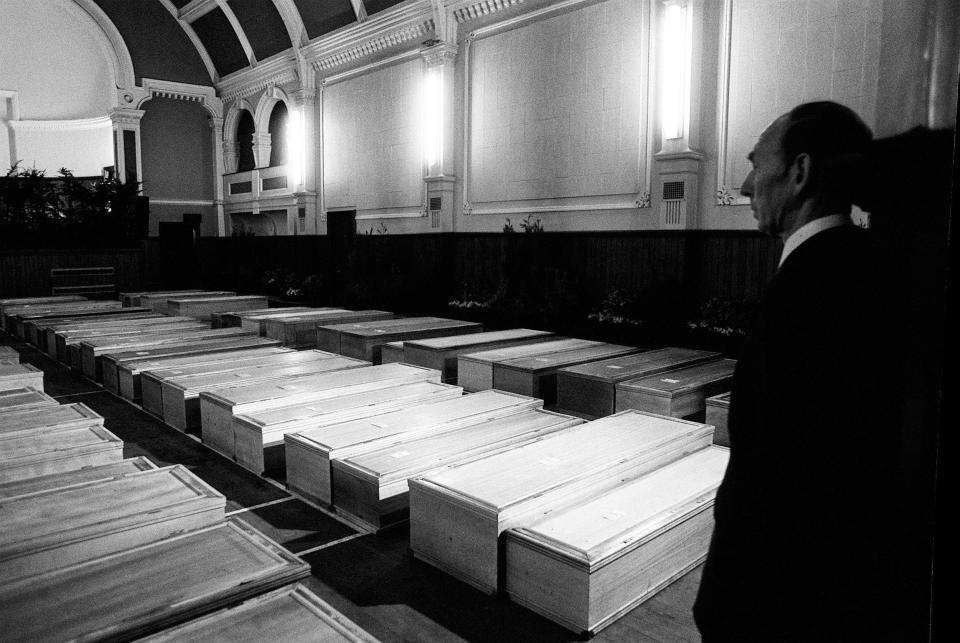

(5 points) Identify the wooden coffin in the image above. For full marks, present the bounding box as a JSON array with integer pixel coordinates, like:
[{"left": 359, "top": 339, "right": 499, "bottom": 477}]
[
  {"left": 25, "top": 307, "right": 155, "bottom": 349},
  {"left": 402, "top": 328, "right": 556, "bottom": 383},
  {"left": 0, "top": 519, "right": 309, "bottom": 642},
  {"left": 338, "top": 317, "right": 484, "bottom": 363},
  {"left": 0, "top": 386, "right": 58, "bottom": 412},
  {"left": 380, "top": 341, "right": 404, "bottom": 363},
  {"left": 316, "top": 317, "right": 468, "bottom": 356},
  {"left": 101, "top": 334, "right": 281, "bottom": 398},
  {"left": 556, "top": 347, "right": 722, "bottom": 418},
  {"left": 9, "top": 301, "right": 125, "bottom": 337},
  {"left": 615, "top": 358, "right": 737, "bottom": 418},
  {"left": 139, "top": 290, "right": 235, "bottom": 312},
  {"left": 408, "top": 410, "right": 714, "bottom": 594},
  {"left": 0, "top": 423, "right": 123, "bottom": 484},
  {"left": 119, "top": 288, "right": 204, "bottom": 307},
  {"left": 263, "top": 309, "right": 395, "bottom": 347},
  {"left": 158, "top": 355, "right": 368, "bottom": 432},
  {"left": 116, "top": 346, "right": 292, "bottom": 401},
  {"left": 332, "top": 408, "right": 582, "bottom": 531},
  {"left": 0, "top": 465, "right": 225, "bottom": 583},
  {"left": 80, "top": 327, "right": 255, "bottom": 381},
  {"left": 457, "top": 338, "right": 600, "bottom": 393},
  {"left": 54, "top": 315, "right": 202, "bottom": 363},
  {"left": 213, "top": 306, "right": 314, "bottom": 329},
  {"left": 705, "top": 392, "right": 731, "bottom": 446},
  {"left": 493, "top": 343, "right": 645, "bottom": 404},
  {"left": 0, "top": 402, "right": 102, "bottom": 438},
  {"left": 168, "top": 295, "right": 270, "bottom": 321},
  {"left": 286, "top": 389, "right": 545, "bottom": 508},
  {"left": 236, "top": 307, "right": 340, "bottom": 335},
  {"left": 0, "top": 360, "right": 44, "bottom": 391},
  {"left": 200, "top": 363, "right": 440, "bottom": 459},
  {"left": 504, "top": 446, "right": 729, "bottom": 634},
  {"left": 1, "top": 295, "right": 86, "bottom": 330},
  {"left": 0, "top": 456, "right": 157, "bottom": 500},
  {"left": 0, "top": 345, "right": 20, "bottom": 361},
  {"left": 233, "top": 380, "right": 464, "bottom": 475},
  {"left": 138, "top": 583, "right": 379, "bottom": 643},
  {"left": 40, "top": 310, "right": 161, "bottom": 356},
  {"left": 67, "top": 320, "right": 211, "bottom": 372}
]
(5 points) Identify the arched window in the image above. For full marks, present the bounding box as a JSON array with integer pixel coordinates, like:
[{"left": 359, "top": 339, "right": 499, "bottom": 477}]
[
  {"left": 236, "top": 110, "right": 255, "bottom": 172},
  {"left": 268, "top": 102, "right": 288, "bottom": 167}
]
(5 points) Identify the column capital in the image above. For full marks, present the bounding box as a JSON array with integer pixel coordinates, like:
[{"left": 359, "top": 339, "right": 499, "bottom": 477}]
[
  {"left": 108, "top": 108, "right": 145, "bottom": 128},
  {"left": 420, "top": 41, "right": 458, "bottom": 67}
]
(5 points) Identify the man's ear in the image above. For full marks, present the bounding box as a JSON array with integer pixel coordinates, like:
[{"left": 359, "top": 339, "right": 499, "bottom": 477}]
[{"left": 790, "top": 152, "right": 812, "bottom": 195}]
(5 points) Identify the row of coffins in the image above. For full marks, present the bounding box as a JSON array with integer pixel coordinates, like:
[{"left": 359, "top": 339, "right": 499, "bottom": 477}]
[
  {"left": 1, "top": 351, "right": 44, "bottom": 391},
  {"left": 1, "top": 293, "right": 381, "bottom": 642}
]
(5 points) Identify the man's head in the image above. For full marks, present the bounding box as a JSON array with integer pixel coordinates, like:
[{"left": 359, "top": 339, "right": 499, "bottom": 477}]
[{"left": 741, "top": 101, "right": 872, "bottom": 239}]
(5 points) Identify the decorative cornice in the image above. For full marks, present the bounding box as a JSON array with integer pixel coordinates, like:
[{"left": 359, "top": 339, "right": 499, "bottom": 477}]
[
  {"left": 9, "top": 116, "right": 113, "bottom": 132},
  {"left": 320, "top": 49, "right": 423, "bottom": 87},
  {"left": 449, "top": 0, "right": 525, "bottom": 23},
  {"left": 136, "top": 78, "right": 223, "bottom": 118},
  {"left": 715, "top": 186, "right": 738, "bottom": 206},
  {"left": 217, "top": 53, "right": 299, "bottom": 102},
  {"left": 301, "top": 1, "right": 435, "bottom": 72},
  {"left": 421, "top": 41, "right": 459, "bottom": 65},
  {"left": 108, "top": 109, "right": 146, "bottom": 128}
]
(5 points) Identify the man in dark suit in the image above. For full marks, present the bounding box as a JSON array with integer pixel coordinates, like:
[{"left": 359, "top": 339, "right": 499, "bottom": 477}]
[{"left": 693, "top": 102, "right": 902, "bottom": 641}]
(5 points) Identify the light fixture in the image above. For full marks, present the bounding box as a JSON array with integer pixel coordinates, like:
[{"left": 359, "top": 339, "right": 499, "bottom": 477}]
[
  {"left": 660, "top": 0, "right": 692, "bottom": 145},
  {"left": 421, "top": 64, "right": 443, "bottom": 174},
  {"left": 286, "top": 107, "right": 303, "bottom": 189}
]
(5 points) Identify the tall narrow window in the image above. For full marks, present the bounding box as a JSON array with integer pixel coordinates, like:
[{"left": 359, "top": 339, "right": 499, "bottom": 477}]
[
  {"left": 659, "top": 0, "right": 693, "bottom": 151},
  {"left": 236, "top": 109, "right": 255, "bottom": 172},
  {"left": 268, "top": 102, "right": 288, "bottom": 167}
]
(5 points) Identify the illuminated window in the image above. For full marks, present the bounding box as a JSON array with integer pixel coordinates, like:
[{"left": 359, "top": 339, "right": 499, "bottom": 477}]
[
  {"left": 659, "top": 0, "right": 692, "bottom": 147},
  {"left": 421, "top": 64, "right": 443, "bottom": 175}
]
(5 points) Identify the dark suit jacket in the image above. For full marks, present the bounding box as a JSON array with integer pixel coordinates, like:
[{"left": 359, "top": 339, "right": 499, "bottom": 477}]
[{"left": 694, "top": 225, "right": 902, "bottom": 641}]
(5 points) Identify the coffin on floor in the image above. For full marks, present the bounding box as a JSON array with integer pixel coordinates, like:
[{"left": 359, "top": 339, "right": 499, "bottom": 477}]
[
  {"left": 0, "top": 456, "right": 157, "bottom": 500},
  {"left": 615, "top": 359, "right": 737, "bottom": 418},
  {"left": 0, "top": 422, "right": 123, "bottom": 483},
  {"left": 504, "top": 446, "right": 729, "bottom": 634},
  {"left": 705, "top": 392, "right": 731, "bottom": 446},
  {"left": 263, "top": 309, "right": 394, "bottom": 348},
  {"left": 0, "top": 401, "right": 102, "bottom": 438},
  {"left": 408, "top": 410, "right": 714, "bottom": 594},
  {"left": 457, "top": 338, "right": 599, "bottom": 393},
  {"left": 0, "top": 360, "right": 44, "bottom": 391},
  {"left": 0, "top": 464, "right": 224, "bottom": 582},
  {"left": 0, "top": 386, "right": 59, "bottom": 412},
  {"left": 400, "top": 328, "right": 556, "bottom": 382},
  {"left": 0, "top": 520, "right": 309, "bottom": 642}
]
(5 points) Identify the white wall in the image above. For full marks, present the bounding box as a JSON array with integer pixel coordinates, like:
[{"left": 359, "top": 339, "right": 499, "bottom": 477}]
[{"left": 0, "top": 0, "right": 117, "bottom": 174}]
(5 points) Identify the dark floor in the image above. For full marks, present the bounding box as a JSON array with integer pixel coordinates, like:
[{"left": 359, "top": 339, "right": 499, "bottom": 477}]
[{"left": 3, "top": 332, "right": 703, "bottom": 642}]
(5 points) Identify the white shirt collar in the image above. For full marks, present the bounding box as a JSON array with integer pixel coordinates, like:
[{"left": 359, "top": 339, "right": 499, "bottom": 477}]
[{"left": 779, "top": 214, "right": 852, "bottom": 267}]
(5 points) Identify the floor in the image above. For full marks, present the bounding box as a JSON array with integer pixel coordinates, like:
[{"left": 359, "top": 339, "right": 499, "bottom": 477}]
[{"left": 2, "top": 332, "right": 704, "bottom": 643}]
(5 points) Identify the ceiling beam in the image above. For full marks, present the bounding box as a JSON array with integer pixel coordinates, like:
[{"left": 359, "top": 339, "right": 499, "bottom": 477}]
[
  {"left": 178, "top": 0, "right": 218, "bottom": 22},
  {"left": 156, "top": 0, "right": 219, "bottom": 83},
  {"left": 213, "top": 0, "right": 257, "bottom": 67},
  {"left": 271, "top": 0, "right": 309, "bottom": 48}
]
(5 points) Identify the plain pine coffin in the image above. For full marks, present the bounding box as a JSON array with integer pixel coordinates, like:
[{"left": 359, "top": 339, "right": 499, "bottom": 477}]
[
  {"left": 316, "top": 317, "right": 470, "bottom": 356},
  {"left": 457, "top": 338, "right": 600, "bottom": 393},
  {"left": 0, "top": 402, "right": 102, "bottom": 438},
  {"left": 380, "top": 341, "right": 404, "bottom": 363},
  {"left": 556, "top": 348, "right": 722, "bottom": 418},
  {"left": 199, "top": 363, "right": 440, "bottom": 459},
  {"left": 101, "top": 334, "right": 281, "bottom": 397},
  {"left": 233, "top": 380, "right": 464, "bottom": 475},
  {"left": 138, "top": 584, "right": 380, "bottom": 643},
  {"left": 0, "top": 386, "right": 58, "bottom": 412},
  {"left": 0, "top": 360, "right": 44, "bottom": 391},
  {"left": 212, "top": 306, "right": 313, "bottom": 328},
  {"left": 0, "top": 520, "right": 309, "bottom": 642},
  {"left": 493, "top": 343, "right": 645, "bottom": 404},
  {"left": 138, "top": 349, "right": 331, "bottom": 415},
  {"left": 80, "top": 327, "right": 256, "bottom": 381},
  {"left": 54, "top": 315, "right": 202, "bottom": 363},
  {"left": 159, "top": 355, "right": 369, "bottom": 432},
  {"left": 615, "top": 358, "right": 737, "bottom": 418},
  {"left": 338, "top": 317, "right": 484, "bottom": 363},
  {"left": 504, "top": 446, "right": 730, "bottom": 634},
  {"left": 119, "top": 288, "right": 204, "bottom": 307},
  {"left": 138, "top": 290, "right": 235, "bottom": 312},
  {"left": 167, "top": 295, "right": 270, "bottom": 321},
  {"left": 0, "top": 345, "right": 20, "bottom": 360},
  {"left": 237, "top": 307, "right": 341, "bottom": 335},
  {"left": 286, "top": 389, "right": 545, "bottom": 508},
  {"left": 0, "top": 464, "right": 225, "bottom": 583},
  {"left": 332, "top": 408, "right": 583, "bottom": 531},
  {"left": 1, "top": 295, "right": 87, "bottom": 330},
  {"left": 0, "top": 423, "right": 123, "bottom": 484},
  {"left": 401, "top": 328, "right": 556, "bottom": 382},
  {"left": 0, "top": 456, "right": 157, "bottom": 500},
  {"left": 408, "top": 410, "right": 714, "bottom": 594},
  {"left": 111, "top": 343, "right": 291, "bottom": 400},
  {"left": 705, "top": 392, "right": 731, "bottom": 446},
  {"left": 8, "top": 301, "right": 124, "bottom": 337},
  {"left": 40, "top": 310, "right": 162, "bottom": 356},
  {"left": 70, "top": 321, "right": 212, "bottom": 374},
  {"left": 263, "top": 309, "right": 395, "bottom": 347},
  {"left": 25, "top": 308, "right": 155, "bottom": 349}
]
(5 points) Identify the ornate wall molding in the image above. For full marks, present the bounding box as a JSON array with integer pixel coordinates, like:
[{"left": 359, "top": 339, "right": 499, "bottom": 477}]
[
  {"left": 218, "top": 54, "right": 299, "bottom": 102},
  {"left": 254, "top": 86, "right": 292, "bottom": 135},
  {"left": 449, "top": 0, "right": 525, "bottom": 23},
  {"left": 66, "top": 0, "right": 137, "bottom": 92},
  {"left": 713, "top": 0, "right": 749, "bottom": 207},
  {"left": 319, "top": 49, "right": 423, "bottom": 87},
  {"left": 135, "top": 78, "right": 223, "bottom": 119},
  {"left": 8, "top": 115, "right": 113, "bottom": 132}
]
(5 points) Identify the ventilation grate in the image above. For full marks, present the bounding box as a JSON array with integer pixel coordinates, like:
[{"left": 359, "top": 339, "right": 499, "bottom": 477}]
[{"left": 663, "top": 180, "right": 685, "bottom": 200}]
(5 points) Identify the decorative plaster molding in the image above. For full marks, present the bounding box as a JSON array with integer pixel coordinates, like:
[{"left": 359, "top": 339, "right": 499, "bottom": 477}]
[
  {"left": 449, "top": 0, "right": 525, "bottom": 23},
  {"left": 271, "top": 0, "right": 309, "bottom": 48},
  {"left": 137, "top": 78, "right": 223, "bottom": 119},
  {"left": 349, "top": 0, "right": 368, "bottom": 23},
  {"left": 460, "top": 0, "right": 653, "bottom": 217},
  {"left": 0, "top": 90, "right": 21, "bottom": 121},
  {"left": 67, "top": 0, "right": 137, "bottom": 91},
  {"left": 714, "top": 0, "right": 750, "bottom": 207},
  {"left": 320, "top": 49, "right": 422, "bottom": 86},
  {"left": 8, "top": 116, "right": 113, "bottom": 132},
  {"left": 421, "top": 41, "right": 458, "bottom": 65},
  {"left": 151, "top": 198, "right": 216, "bottom": 206},
  {"left": 218, "top": 54, "right": 299, "bottom": 102},
  {"left": 301, "top": 1, "right": 434, "bottom": 72},
  {"left": 108, "top": 109, "right": 146, "bottom": 128}
]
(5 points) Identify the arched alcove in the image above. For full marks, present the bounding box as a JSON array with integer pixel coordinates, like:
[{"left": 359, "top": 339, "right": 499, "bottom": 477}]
[
  {"left": 236, "top": 110, "right": 256, "bottom": 172},
  {"left": 268, "top": 102, "right": 288, "bottom": 167}
]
